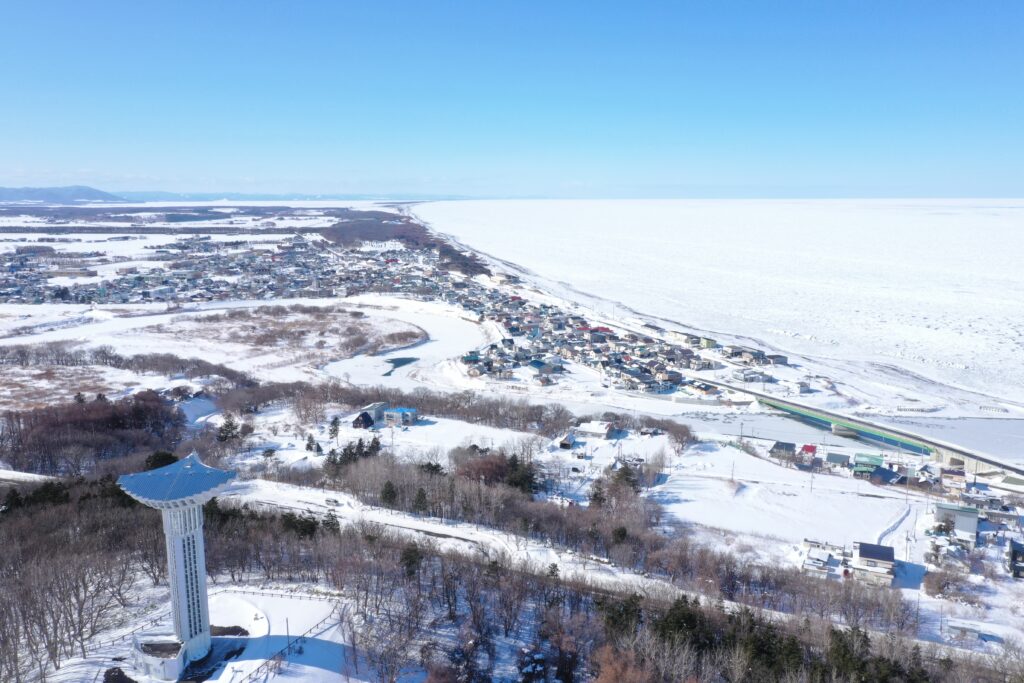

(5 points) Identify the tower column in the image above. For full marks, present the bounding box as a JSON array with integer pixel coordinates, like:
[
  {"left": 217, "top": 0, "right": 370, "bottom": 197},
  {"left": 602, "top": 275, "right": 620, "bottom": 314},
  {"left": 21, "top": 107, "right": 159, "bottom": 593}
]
[{"left": 162, "top": 502, "right": 213, "bottom": 661}]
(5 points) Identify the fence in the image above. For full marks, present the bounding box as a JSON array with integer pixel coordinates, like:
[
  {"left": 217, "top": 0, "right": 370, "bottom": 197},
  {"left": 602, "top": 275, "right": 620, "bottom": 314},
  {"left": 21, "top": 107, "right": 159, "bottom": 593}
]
[
  {"left": 89, "top": 610, "right": 170, "bottom": 651},
  {"left": 235, "top": 610, "right": 339, "bottom": 683},
  {"left": 217, "top": 586, "right": 340, "bottom": 604}
]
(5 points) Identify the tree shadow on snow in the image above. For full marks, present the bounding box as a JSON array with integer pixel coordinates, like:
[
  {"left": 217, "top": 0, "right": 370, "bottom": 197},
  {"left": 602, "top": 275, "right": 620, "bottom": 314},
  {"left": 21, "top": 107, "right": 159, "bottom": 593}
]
[{"left": 201, "top": 631, "right": 351, "bottom": 679}]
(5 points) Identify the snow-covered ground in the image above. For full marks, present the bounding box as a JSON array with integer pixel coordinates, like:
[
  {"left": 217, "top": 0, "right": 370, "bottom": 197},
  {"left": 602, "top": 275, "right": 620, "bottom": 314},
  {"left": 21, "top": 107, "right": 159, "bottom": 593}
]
[
  {"left": 225, "top": 408, "right": 540, "bottom": 474},
  {"left": 0, "top": 468, "right": 55, "bottom": 486},
  {"left": 412, "top": 199, "right": 1024, "bottom": 424},
  {"left": 0, "top": 297, "right": 426, "bottom": 385},
  {"left": 49, "top": 586, "right": 366, "bottom": 683},
  {"left": 650, "top": 440, "right": 921, "bottom": 554},
  {"left": 203, "top": 590, "right": 352, "bottom": 683}
]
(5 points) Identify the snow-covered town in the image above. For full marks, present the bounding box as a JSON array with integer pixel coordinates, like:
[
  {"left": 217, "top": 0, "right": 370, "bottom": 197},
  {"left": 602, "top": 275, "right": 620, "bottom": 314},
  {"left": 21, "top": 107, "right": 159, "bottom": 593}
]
[{"left": 2, "top": 200, "right": 1023, "bottom": 683}]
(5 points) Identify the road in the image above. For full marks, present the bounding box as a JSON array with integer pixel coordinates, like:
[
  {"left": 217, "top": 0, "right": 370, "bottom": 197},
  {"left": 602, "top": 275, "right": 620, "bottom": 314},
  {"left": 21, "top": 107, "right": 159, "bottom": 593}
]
[{"left": 695, "top": 377, "right": 1024, "bottom": 476}]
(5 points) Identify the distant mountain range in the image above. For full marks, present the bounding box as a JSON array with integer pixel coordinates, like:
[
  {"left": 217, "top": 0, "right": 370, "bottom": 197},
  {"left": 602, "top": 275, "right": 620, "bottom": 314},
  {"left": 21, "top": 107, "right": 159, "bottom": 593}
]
[
  {"left": 0, "top": 185, "right": 126, "bottom": 203},
  {"left": 0, "top": 185, "right": 472, "bottom": 204}
]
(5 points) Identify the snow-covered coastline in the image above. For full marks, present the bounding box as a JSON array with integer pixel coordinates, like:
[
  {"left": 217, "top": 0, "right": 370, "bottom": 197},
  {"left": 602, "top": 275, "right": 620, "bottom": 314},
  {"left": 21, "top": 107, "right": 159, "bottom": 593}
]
[
  {"left": 412, "top": 199, "right": 1024, "bottom": 407},
  {"left": 410, "top": 199, "right": 1024, "bottom": 456}
]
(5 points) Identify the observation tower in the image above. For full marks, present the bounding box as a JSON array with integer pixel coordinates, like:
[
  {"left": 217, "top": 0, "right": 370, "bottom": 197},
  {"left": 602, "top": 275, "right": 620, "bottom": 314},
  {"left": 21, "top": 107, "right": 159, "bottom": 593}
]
[{"left": 118, "top": 451, "right": 236, "bottom": 664}]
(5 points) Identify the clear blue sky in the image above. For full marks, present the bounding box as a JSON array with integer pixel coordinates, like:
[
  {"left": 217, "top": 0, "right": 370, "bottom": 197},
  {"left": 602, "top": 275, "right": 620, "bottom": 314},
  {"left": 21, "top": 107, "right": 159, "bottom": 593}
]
[{"left": 1, "top": 1, "right": 1021, "bottom": 197}]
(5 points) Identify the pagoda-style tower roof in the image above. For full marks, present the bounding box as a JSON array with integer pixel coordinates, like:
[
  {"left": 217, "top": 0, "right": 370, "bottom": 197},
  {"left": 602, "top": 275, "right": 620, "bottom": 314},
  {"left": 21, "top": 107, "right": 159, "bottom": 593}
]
[{"left": 118, "top": 451, "right": 236, "bottom": 509}]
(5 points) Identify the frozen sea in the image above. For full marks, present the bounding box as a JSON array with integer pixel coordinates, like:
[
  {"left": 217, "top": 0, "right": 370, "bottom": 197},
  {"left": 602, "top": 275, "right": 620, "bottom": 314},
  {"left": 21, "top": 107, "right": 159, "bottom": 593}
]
[{"left": 413, "top": 199, "right": 1024, "bottom": 459}]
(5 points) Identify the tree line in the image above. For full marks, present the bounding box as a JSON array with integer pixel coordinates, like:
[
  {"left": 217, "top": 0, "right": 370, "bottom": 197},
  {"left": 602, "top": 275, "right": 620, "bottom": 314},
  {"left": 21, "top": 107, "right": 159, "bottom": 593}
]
[
  {"left": 0, "top": 342, "right": 255, "bottom": 388},
  {"left": 0, "top": 391, "right": 184, "bottom": 475}
]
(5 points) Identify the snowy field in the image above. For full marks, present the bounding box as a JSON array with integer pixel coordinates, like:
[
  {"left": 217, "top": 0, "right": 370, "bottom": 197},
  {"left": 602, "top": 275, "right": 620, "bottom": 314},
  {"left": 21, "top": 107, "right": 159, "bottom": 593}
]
[
  {"left": 0, "top": 297, "right": 426, "bottom": 385},
  {"left": 413, "top": 200, "right": 1024, "bottom": 421},
  {"left": 650, "top": 440, "right": 919, "bottom": 553}
]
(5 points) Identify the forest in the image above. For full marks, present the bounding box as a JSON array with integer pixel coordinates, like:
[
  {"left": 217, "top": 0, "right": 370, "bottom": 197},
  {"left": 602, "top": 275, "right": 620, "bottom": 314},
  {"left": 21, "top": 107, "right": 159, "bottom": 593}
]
[{"left": 2, "top": 467, "right": 1019, "bottom": 682}]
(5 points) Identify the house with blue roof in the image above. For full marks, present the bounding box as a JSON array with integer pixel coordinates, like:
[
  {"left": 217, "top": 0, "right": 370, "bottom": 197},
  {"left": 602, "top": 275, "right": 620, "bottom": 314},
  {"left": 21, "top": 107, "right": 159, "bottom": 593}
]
[{"left": 383, "top": 406, "right": 418, "bottom": 427}]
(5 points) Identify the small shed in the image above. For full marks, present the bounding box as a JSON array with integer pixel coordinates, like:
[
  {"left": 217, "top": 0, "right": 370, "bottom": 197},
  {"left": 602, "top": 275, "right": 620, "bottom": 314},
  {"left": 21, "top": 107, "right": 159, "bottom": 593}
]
[
  {"left": 826, "top": 452, "right": 851, "bottom": 468},
  {"left": 770, "top": 441, "right": 796, "bottom": 458},
  {"left": 352, "top": 411, "right": 374, "bottom": 429}
]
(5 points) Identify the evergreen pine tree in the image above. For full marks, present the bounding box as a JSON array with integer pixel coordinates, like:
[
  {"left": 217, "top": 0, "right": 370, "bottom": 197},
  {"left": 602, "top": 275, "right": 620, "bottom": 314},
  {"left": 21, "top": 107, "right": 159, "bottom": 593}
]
[
  {"left": 381, "top": 480, "right": 397, "bottom": 507},
  {"left": 412, "top": 487, "right": 428, "bottom": 514},
  {"left": 217, "top": 414, "right": 239, "bottom": 442},
  {"left": 322, "top": 512, "right": 340, "bottom": 533},
  {"left": 2, "top": 487, "right": 23, "bottom": 512},
  {"left": 144, "top": 451, "right": 178, "bottom": 470},
  {"left": 400, "top": 543, "right": 423, "bottom": 578},
  {"left": 325, "top": 449, "right": 341, "bottom": 481},
  {"left": 613, "top": 463, "right": 639, "bottom": 491}
]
